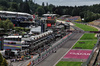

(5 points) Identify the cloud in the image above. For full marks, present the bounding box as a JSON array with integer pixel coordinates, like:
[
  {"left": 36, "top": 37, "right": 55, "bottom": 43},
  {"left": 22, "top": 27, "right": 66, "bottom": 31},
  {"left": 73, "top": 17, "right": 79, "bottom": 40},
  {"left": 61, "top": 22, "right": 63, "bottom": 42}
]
[{"left": 35, "top": 0, "right": 100, "bottom": 6}]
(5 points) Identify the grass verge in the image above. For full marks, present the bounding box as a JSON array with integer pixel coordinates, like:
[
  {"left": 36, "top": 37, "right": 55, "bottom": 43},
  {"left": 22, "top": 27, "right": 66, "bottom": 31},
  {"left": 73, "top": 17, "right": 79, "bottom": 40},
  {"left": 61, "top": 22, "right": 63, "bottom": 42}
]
[
  {"left": 72, "top": 40, "right": 97, "bottom": 49},
  {"left": 56, "top": 61, "right": 82, "bottom": 66},
  {"left": 74, "top": 23, "right": 98, "bottom": 31},
  {"left": 80, "top": 33, "right": 97, "bottom": 40}
]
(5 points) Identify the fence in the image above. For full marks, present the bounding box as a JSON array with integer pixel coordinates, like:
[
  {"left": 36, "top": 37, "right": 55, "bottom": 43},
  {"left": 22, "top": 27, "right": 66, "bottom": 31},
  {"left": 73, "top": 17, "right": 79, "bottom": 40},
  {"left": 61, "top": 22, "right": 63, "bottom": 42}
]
[
  {"left": 81, "top": 37, "right": 100, "bottom": 66},
  {"left": 71, "top": 22, "right": 100, "bottom": 66},
  {"left": 27, "top": 33, "right": 74, "bottom": 66}
]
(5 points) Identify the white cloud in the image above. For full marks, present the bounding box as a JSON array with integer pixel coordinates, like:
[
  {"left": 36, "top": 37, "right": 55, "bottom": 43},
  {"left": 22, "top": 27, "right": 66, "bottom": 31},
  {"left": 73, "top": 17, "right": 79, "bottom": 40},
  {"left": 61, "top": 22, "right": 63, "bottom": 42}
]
[{"left": 35, "top": 0, "right": 100, "bottom": 6}]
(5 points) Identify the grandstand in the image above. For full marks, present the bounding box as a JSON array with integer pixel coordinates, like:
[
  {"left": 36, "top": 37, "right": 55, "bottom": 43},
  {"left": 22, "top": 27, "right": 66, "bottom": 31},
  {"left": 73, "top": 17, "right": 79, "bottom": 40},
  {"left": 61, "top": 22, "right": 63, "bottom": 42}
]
[
  {"left": 0, "top": 11, "right": 35, "bottom": 27},
  {"left": 0, "top": 11, "right": 32, "bottom": 18}
]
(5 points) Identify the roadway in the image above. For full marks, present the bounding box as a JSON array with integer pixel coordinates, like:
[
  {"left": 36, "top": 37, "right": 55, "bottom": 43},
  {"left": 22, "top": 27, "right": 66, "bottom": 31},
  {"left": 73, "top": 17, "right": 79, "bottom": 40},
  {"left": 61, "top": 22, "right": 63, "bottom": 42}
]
[
  {"left": 11, "top": 25, "right": 83, "bottom": 66},
  {"left": 35, "top": 22, "right": 100, "bottom": 66},
  {"left": 11, "top": 32, "right": 71, "bottom": 66},
  {"left": 36, "top": 33, "right": 83, "bottom": 66},
  {"left": 36, "top": 22, "right": 100, "bottom": 66},
  {"left": 12, "top": 33, "right": 83, "bottom": 66}
]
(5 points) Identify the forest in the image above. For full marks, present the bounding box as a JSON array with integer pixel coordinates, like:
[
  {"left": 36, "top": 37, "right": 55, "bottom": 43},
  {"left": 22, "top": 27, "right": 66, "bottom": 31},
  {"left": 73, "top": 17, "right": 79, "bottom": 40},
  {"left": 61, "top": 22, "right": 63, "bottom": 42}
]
[{"left": 0, "top": 0, "right": 100, "bottom": 22}]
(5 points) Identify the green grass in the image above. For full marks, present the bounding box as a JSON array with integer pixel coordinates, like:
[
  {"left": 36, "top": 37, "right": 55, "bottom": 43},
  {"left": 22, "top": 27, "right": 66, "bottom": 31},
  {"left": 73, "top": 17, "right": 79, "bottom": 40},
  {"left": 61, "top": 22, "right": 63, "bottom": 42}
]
[
  {"left": 80, "top": 33, "right": 97, "bottom": 40},
  {"left": 72, "top": 40, "right": 97, "bottom": 49},
  {"left": 56, "top": 61, "right": 82, "bottom": 66},
  {"left": 74, "top": 23, "right": 98, "bottom": 31}
]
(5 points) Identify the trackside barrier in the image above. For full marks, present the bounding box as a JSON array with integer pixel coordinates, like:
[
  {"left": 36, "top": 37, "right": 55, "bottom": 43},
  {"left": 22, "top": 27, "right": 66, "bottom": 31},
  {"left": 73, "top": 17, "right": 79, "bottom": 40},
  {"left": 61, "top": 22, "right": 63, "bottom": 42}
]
[
  {"left": 92, "top": 49, "right": 100, "bottom": 66},
  {"left": 81, "top": 37, "right": 100, "bottom": 66},
  {"left": 73, "top": 22, "right": 100, "bottom": 66},
  {"left": 28, "top": 33, "right": 74, "bottom": 66}
]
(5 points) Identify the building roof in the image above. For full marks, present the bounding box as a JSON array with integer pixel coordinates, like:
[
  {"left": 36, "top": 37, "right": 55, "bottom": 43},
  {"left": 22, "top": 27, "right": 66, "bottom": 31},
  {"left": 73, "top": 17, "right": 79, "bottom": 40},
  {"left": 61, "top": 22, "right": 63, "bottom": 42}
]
[
  {"left": 43, "top": 14, "right": 57, "bottom": 17},
  {"left": 0, "top": 11, "right": 31, "bottom": 16},
  {"left": 30, "top": 26, "right": 41, "bottom": 33},
  {"left": 4, "top": 36, "right": 22, "bottom": 38}
]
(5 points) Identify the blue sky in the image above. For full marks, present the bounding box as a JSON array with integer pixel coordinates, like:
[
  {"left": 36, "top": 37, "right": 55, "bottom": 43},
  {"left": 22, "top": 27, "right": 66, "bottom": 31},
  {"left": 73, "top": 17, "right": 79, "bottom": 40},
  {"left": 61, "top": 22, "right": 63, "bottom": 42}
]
[{"left": 35, "top": 0, "right": 100, "bottom": 6}]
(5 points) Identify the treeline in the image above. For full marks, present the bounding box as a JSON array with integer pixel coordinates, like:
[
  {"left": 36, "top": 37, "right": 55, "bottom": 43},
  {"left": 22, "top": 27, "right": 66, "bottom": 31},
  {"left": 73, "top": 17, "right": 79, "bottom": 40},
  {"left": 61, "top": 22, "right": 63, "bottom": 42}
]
[
  {"left": 84, "top": 11, "right": 100, "bottom": 22},
  {"left": 0, "top": 0, "right": 38, "bottom": 14},
  {"left": 0, "top": 0, "right": 53, "bottom": 16},
  {"left": 1, "top": 0, "right": 100, "bottom": 22},
  {"left": 52, "top": 5, "right": 100, "bottom": 22}
]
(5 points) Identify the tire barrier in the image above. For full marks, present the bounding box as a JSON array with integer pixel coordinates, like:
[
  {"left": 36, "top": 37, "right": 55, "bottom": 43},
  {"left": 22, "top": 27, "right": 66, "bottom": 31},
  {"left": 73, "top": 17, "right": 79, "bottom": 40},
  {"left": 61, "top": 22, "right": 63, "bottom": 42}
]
[{"left": 27, "top": 33, "right": 73, "bottom": 66}]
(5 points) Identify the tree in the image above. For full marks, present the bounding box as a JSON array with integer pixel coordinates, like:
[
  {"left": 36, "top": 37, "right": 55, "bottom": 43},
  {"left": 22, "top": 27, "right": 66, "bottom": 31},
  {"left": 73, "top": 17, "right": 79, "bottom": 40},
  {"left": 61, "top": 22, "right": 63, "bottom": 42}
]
[
  {"left": 72, "top": 8, "right": 79, "bottom": 16},
  {"left": 7, "top": 0, "right": 12, "bottom": 2},
  {"left": 0, "top": 21, "right": 4, "bottom": 28},
  {"left": 83, "top": 11, "right": 100, "bottom": 22},
  {"left": 79, "top": 12, "right": 85, "bottom": 18},
  {"left": 84, "top": 11, "right": 92, "bottom": 22},
  {"left": 3, "top": 20, "right": 9, "bottom": 32},
  {"left": 0, "top": 6, "right": 7, "bottom": 10},
  {"left": 46, "top": 2, "right": 48, "bottom": 6},
  {"left": 29, "top": 0, "right": 32, "bottom": 2},
  {"left": 0, "top": 53, "right": 3, "bottom": 65},
  {"left": 48, "top": 4, "right": 55, "bottom": 13},
  {"left": 42, "top": 2, "right": 45, "bottom": 7},
  {"left": 25, "top": 0, "right": 28, "bottom": 2},
  {"left": 18, "top": 2, "right": 23, "bottom": 12},
  {"left": 0, "top": 19, "right": 14, "bottom": 32},
  {"left": 0, "top": 0, "right": 9, "bottom": 8},
  {"left": 44, "top": 6, "right": 49, "bottom": 13},
  {"left": 6, "top": 19, "right": 14, "bottom": 30},
  {"left": 22, "top": 2, "right": 30, "bottom": 13},
  {"left": 1, "top": 58, "right": 8, "bottom": 66},
  {"left": 36, "top": 7, "right": 45, "bottom": 16},
  {"left": 12, "top": 0, "right": 23, "bottom": 3},
  {"left": 8, "top": 2, "right": 18, "bottom": 11}
]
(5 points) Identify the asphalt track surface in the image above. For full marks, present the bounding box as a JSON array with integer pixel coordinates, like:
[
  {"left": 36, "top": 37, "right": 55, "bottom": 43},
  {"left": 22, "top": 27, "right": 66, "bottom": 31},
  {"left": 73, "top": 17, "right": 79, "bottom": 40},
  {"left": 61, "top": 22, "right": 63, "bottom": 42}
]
[
  {"left": 12, "top": 26, "right": 83, "bottom": 66},
  {"left": 36, "top": 33, "right": 83, "bottom": 66}
]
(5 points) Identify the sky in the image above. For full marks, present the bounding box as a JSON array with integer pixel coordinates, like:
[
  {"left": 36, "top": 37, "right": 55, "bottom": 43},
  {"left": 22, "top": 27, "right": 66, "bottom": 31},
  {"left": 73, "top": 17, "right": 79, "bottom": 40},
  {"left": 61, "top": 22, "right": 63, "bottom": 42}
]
[{"left": 35, "top": 0, "right": 100, "bottom": 6}]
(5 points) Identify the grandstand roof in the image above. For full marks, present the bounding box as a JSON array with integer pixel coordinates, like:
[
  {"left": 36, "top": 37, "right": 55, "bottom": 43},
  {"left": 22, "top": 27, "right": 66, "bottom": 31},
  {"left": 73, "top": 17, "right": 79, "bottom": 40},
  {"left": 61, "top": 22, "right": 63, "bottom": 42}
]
[
  {"left": 4, "top": 36, "right": 22, "bottom": 38},
  {"left": 0, "top": 11, "right": 31, "bottom": 16},
  {"left": 43, "top": 14, "right": 57, "bottom": 17},
  {"left": 30, "top": 26, "right": 41, "bottom": 33}
]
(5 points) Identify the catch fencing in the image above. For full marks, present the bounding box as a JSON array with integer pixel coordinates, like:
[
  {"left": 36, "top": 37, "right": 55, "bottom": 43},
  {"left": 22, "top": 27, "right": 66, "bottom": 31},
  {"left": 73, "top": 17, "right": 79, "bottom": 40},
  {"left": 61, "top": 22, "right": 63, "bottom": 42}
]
[{"left": 81, "top": 37, "right": 100, "bottom": 66}]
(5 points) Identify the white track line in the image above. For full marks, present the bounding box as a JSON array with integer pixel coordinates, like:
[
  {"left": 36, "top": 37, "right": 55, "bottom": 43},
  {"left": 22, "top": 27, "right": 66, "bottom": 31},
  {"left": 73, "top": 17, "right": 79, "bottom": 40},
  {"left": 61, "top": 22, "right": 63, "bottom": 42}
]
[{"left": 53, "top": 33, "right": 83, "bottom": 66}]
